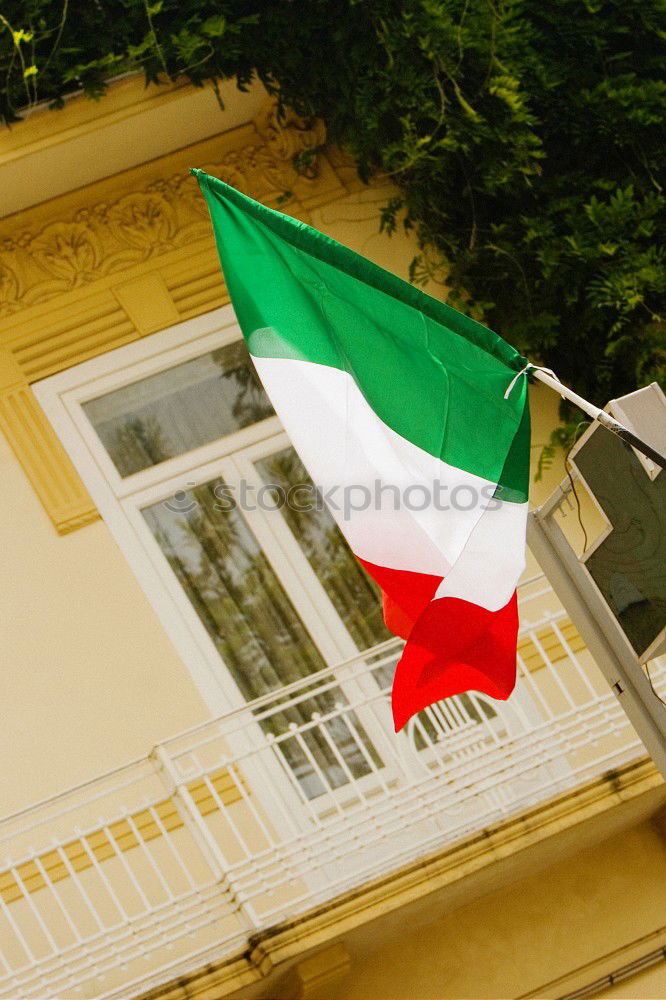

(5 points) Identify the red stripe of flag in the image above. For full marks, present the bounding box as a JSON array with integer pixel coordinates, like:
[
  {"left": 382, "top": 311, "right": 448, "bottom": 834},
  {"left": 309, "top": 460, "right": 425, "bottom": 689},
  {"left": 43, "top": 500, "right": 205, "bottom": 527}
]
[{"left": 359, "top": 553, "right": 518, "bottom": 731}]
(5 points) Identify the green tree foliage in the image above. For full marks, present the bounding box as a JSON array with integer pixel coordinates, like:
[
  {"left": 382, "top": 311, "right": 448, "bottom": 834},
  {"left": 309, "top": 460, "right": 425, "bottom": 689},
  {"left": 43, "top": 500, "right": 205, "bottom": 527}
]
[{"left": 2, "top": 0, "right": 664, "bottom": 406}]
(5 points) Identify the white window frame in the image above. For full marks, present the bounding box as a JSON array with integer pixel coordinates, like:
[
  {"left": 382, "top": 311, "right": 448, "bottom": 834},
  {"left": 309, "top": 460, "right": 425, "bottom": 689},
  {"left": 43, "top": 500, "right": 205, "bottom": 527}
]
[
  {"left": 34, "top": 306, "right": 403, "bottom": 802},
  {"left": 34, "top": 306, "right": 263, "bottom": 717}
]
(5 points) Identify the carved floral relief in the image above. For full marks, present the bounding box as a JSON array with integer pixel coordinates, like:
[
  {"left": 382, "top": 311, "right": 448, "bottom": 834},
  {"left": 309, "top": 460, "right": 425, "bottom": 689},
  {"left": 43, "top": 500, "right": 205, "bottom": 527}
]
[
  {"left": 31, "top": 222, "right": 102, "bottom": 285},
  {"left": 105, "top": 193, "right": 176, "bottom": 255},
  {"left": 0, "top": 261, "right": 20, "bottom": 316},
  {"left": 0, "top": 102, "right": 331, "bottom": 318}
]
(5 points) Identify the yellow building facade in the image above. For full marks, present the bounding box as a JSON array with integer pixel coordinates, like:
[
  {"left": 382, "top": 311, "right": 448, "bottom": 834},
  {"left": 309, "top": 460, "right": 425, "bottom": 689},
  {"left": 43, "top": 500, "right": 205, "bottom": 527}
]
[{"left": 0, "top": 76, "right": 664, "bottom": 1000}]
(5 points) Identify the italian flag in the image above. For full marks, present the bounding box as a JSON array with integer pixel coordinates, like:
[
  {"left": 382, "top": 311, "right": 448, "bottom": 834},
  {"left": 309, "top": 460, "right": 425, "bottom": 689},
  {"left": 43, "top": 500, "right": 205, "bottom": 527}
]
[{"left": 194, "top": 169, "right": 531, "bottom": 731}]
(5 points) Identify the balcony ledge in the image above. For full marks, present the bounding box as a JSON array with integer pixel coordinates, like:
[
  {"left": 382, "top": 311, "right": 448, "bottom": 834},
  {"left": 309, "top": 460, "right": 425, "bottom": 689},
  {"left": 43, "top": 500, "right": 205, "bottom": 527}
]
[{"left": 134, "top": 756, "right": 664, "bottom": 1000}]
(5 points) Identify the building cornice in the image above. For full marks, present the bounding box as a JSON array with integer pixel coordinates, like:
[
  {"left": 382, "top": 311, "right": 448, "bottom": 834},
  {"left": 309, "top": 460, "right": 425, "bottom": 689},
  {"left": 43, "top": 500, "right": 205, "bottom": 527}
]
[
  {"left": 0, "top": 102, "right": 339, "bottom": 327},
  {"left": 1, "top": 75, "right": 272, "bottom": 215},
  {"left": 1, "top": 74, "right": 193, "bottom": 169}
]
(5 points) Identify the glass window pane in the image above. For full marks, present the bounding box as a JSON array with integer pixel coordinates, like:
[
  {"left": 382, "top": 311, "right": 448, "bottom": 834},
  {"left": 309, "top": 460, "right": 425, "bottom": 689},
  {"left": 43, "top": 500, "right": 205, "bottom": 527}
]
[
  {"left": 83, "top": 341, "right": 273, "bottom": 477},
  {"left": 142, "top": 479, "right": 379, "bottom": 798},
  {"left": 255, "top": 447, "right": 391, "bottom": 650}
]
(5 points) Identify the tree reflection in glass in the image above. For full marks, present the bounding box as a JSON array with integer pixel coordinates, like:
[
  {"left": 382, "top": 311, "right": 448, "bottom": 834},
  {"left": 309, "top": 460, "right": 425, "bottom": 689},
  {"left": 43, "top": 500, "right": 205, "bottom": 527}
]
[
  {"left": 142, "top": 479, "right": 380, "bottom": 800},
  {"left": 84, "top": 340, "right": 274, "bottom": 477},
  {"left": 255, "top": 447, "right": 391, "bottom": 650}
]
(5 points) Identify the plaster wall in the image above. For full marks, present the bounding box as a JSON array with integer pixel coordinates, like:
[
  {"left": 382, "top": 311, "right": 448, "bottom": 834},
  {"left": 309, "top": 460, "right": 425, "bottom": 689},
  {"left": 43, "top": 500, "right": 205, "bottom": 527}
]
[{"left": 308, "top": 819, "right": 666, "bottom": 1000}]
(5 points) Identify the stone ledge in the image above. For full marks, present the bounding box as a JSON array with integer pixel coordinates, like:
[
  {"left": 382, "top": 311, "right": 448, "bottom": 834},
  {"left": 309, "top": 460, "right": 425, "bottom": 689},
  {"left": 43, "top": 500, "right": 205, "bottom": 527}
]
[{"left": 134, "top": 757, "right": 664, "bottom": 1000}]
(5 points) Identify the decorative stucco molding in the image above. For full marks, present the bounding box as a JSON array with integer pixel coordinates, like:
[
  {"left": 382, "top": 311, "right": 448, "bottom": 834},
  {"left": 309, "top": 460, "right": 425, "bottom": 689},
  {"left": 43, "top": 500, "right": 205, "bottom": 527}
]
[
  {"left": 0, "top": 101, "right": 355, "bottom": 533},
  {"left": 0, "top": 348, "right": 98, "bottom": 533},
  {"left": 0, "top": 104, "right": 329, "bottom": 320}
]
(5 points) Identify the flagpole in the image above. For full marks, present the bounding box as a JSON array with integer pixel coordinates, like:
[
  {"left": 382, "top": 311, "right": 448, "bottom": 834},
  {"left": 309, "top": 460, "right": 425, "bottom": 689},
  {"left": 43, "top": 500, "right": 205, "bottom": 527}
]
[{"left": 531, "top": 368, "right": 666, "bottom": 469}]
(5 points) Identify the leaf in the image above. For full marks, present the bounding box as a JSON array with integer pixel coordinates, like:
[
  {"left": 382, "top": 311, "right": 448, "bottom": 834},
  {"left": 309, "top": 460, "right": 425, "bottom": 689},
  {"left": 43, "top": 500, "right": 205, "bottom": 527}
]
[
  {"left": 202, "top": 15, "right": 226, "bottom": 38},
  {"left": 451, "top": 80, "right": 480, "bottom": 121},
  {"left": 12, "top": 29, "right": 33, "bottom": 45}
]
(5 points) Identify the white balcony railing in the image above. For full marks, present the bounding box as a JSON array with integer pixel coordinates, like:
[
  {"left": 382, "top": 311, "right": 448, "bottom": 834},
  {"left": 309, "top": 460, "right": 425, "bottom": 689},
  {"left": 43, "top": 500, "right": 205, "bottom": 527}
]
[{"left": 0, "top": 576, "right": 663, "bottom": 1000}]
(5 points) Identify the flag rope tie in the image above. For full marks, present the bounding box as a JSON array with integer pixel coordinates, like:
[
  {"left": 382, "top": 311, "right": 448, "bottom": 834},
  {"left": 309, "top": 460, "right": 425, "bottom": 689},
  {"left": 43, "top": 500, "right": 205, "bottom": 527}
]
[{"left": 504, "top": 363, "right": 560, "bottom": 400}]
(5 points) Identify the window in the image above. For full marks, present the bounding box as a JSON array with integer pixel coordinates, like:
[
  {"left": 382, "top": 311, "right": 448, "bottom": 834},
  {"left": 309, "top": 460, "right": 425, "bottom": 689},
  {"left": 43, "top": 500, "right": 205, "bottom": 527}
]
[{"left": 34, "top": 307, "right": 395, "bottom": 801}]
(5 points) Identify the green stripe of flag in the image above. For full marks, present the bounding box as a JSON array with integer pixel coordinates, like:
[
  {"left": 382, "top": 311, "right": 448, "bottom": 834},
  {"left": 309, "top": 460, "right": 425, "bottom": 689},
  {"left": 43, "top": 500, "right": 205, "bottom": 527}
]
[{"left": 194, "top": 169, "right": 530, "bottom": 500}]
